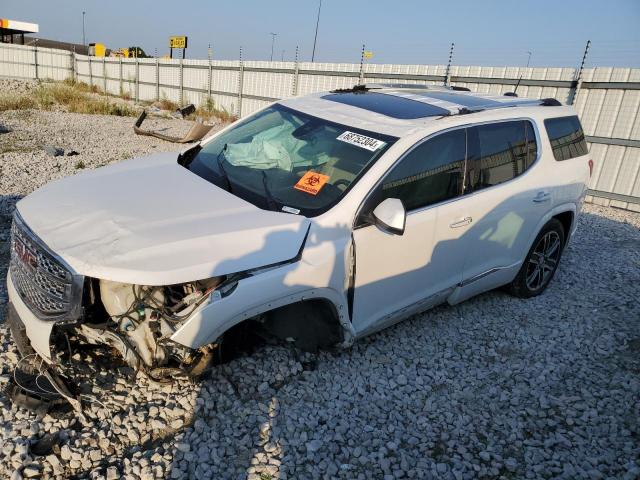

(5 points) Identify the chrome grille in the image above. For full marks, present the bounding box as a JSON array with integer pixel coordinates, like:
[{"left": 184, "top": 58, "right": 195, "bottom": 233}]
[{"left": 9, "top": 213, "right": 83, "bottom": 321}]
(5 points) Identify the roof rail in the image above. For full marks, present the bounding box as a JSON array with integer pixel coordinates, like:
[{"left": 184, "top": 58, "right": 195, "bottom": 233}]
[
  {"left": 441, "top": 97, "right": 563, "bottom": 119},
  {"left": 364, "top": 83, "right": 433, "bottom": 90},
  {"left": 540, "top": 98, "right": 562, "bottom": 106},
  {"left": 334, "top": 83, "right": 475, "bottom": 93},
  {"left": 331, "top": 84, "right": 369, "bottom": 94}
]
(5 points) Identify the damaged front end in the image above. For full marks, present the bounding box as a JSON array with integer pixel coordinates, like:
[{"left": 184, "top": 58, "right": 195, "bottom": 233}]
[
  {"left": 74, "top": 277, "right": 229, "bottom": 381},
  {"left": 7, "top": 212, "right": 233, "bottom": 411}
]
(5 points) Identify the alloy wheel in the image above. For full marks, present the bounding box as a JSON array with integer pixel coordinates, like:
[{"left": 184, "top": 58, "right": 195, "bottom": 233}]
[{"left": 525, "top": 231, "right": 561, "bottom": 291}]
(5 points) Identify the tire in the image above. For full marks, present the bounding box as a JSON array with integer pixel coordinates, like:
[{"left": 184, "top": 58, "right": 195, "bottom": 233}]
[{"left": 508, "top": 218, "right": 565, "bottom": 298}]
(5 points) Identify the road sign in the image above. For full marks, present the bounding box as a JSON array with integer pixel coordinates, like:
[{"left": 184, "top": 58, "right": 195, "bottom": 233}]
[
  {"left": 169, "top": 36, "right": 188, "bottom": 49},
  {"left": 363, "top": 51, "right": 374, "bottom": 59}
]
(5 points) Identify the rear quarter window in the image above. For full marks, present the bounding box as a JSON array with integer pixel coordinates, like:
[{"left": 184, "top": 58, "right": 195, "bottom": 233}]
[{"left": 544, "top": 115, "right": 589, "bottom": 161}]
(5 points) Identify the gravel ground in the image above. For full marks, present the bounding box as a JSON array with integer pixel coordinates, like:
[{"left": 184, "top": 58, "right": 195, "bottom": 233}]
[{"left": 1, "top": 91, "right": 639, "bottom": 479}]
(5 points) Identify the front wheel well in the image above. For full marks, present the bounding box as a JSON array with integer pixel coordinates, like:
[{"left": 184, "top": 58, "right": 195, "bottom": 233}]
[
  {"left": 217, "top": 299, "right": 344, "bottom": 362},
  {"left": 260, "top": 299, "right": 343, "bottom": 352}
]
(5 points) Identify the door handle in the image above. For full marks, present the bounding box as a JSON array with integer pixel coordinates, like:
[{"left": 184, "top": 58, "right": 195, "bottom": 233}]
[
  {"left": 450, "top": 216, "right": 472, "bottom": 228},
  {"left": 533, "top": 191, "right": 551, "bottom": 203}
]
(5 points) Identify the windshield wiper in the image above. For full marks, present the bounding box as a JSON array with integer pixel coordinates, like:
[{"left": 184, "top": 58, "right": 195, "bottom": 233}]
[
  {"left": 261, "top": 171, "right": 280, "bottom": 211},
  {"left": 216, "top": 144, "right": 233, "bottom": 193}
]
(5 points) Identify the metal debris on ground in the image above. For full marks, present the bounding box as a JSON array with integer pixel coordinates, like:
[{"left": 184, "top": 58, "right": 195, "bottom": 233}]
[{"left": 133, "top": 106, "right": 213, "bottom": 143}]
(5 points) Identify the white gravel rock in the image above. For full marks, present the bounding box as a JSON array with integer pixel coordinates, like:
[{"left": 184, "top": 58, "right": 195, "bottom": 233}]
[{"left": 0, "top": 80, "right": 639, "bottom": 478}]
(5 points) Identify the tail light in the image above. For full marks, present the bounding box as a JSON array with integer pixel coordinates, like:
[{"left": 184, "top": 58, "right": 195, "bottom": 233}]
[{"left": 588, "top": 159, "right": 593, "bottom": 177}]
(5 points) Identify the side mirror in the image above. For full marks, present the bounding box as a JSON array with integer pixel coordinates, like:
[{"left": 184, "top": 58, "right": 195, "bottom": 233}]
[{"left": 372, "top": 198, "right": 406, "bottom": 235}]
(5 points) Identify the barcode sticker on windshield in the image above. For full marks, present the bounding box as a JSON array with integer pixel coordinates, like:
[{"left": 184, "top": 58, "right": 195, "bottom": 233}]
[{"left": 337, "top": 131, "right": 386, "bottom": 151}]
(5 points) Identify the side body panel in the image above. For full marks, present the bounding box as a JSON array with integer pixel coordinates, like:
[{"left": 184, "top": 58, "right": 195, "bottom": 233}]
[
  {"left": 170, "top": 221, "right": 355, "bottom": 348},
  {"left": 351, "top": 200, "right": 467, "bottom": 336}
]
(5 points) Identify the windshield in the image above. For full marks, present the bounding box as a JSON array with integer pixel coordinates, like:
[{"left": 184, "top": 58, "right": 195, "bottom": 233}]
[{"left": 185, "top": 104, "right": 397, "bottom": 216}]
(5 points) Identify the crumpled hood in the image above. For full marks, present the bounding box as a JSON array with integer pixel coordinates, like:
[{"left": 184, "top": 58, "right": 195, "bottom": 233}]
[{"left": 16, "top": 152, "right": 310, "bottom": 285}]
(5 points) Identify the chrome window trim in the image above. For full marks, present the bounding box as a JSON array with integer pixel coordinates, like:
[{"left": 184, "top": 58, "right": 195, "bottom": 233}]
[{"left": 354, "top": 117, "right": 542, "bottom": 226}]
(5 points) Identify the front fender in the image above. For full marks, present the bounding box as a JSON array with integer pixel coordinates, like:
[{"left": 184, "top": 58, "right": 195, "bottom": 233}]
[{"left": 169, "top": 262, "right": 353, "bottom": 349}]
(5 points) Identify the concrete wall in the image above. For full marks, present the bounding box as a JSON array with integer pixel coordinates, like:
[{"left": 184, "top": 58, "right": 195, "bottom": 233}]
[{"left": 1, "top": 42, "right": 639, "bottom": 211}]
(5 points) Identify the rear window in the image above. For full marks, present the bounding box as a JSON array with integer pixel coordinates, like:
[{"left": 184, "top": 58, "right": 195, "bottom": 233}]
[{"left": 544, "top": 115, "right": 589, "bottom": 161}]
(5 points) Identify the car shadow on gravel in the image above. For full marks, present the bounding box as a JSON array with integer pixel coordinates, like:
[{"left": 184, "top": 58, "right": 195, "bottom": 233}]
[
  {"left": 0, "top": 195, "right": 22, "bottom": 320},
  {"left": 163, "top": 206, "right": 639, "bottom": 479},
  {"left": 0, "top": 198, "right": 638, "bottom": 479}
]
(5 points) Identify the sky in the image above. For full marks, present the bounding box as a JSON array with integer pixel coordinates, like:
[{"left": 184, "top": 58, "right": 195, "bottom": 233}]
[{"left": 2, "top": 0, "right": 639, "bottom": 68}]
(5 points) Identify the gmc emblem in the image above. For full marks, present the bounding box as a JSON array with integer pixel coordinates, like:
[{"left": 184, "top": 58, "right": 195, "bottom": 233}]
[{"left": 14, "top": 239, "right": 37, "bottom": 269}]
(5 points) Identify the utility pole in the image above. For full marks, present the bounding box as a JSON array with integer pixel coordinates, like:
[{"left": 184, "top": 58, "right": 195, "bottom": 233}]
[
  {"left": 269, "top": 32, "right": 278, "bottom": 61},
  {"left": 281, "top": 49, "right": 285, "bottom": 61},
  {"left": 526, "top": 51, "right": 532, "bottom": 68},
  {"left": 311, "top": 0, "right": 322, "bottom": 62},
  {"left": 82, "top": 11, "right": 86, "bottom": 46}
]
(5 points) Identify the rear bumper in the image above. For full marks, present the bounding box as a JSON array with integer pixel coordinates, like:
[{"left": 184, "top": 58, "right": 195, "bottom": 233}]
[{"left": 6, "top": 271, "right": 55, "bottom": 362}]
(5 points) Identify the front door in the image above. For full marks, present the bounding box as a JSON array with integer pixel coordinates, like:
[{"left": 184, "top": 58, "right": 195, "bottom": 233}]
[{"left": 352, "top": 128, "right": 472, "bottom": 336}]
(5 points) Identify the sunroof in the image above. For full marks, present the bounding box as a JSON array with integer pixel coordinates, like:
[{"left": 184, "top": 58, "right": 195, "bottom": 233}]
[
  {"left": 322, "top": 92, "right": 450, "bottom": 119},
  {"left": 417, "top": 91, "right": 503, "bottom": 108}
]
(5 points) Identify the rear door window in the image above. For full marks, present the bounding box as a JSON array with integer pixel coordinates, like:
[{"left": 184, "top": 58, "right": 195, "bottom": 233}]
[
  {"left": 467, "top": 120, "right": 538, "bottom": 191},
  {"left": 544, "top": 115, "right": 589, "bottom": 161}
]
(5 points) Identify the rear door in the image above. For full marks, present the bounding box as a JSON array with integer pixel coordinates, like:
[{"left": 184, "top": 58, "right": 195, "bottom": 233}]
[{"left": 455, "top": 119, "right": 544, "bottom": 301}]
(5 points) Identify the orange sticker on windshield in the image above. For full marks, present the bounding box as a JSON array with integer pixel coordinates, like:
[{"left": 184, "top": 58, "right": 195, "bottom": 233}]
[{"left": 294, "top": 171, "right": 330, "bottom": 195}]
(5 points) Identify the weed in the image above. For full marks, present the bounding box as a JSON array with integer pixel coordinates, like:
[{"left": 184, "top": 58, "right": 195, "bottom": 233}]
[
  {"left": 74, "top": 160, "right": 86, "bottom": 169},
  {"left": 188, "top": 95, "right": 237, "bottom": 123},
  {"left": 0, "top": 81, "right": 137, "bottom": 117},
  {"left": 0, "top": 95, "right": 37, "bottom": 111},
  {"left": 156, "top": 94, "right": 179, "bottom": 112},
  {"left": 0, "top": 143, "right": 33, "bottom": 155},
  {"left": 63, "top": 78, "right": 101, "bottom": 94}
]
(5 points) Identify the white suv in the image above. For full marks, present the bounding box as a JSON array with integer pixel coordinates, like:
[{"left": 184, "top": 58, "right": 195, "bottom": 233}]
[{"left": 7, "top": 85, "right": 591, "bottom": 395}]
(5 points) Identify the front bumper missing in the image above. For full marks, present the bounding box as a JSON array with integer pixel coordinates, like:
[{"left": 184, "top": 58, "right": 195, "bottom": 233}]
[
  {"left": 7, "top": 272, "right": 55, "bottom": 361},
  {"left": 6, "top": 281, "right": 82, "bottom": 412}
]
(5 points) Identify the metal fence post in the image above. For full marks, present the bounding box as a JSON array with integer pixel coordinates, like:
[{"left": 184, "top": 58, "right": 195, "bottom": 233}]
[
  {"left": 237, "top": 47, "right": 244, "bottom": 117},
  {"left": 119, "top": 57, "right": 123, "bottom": 95},
  {"left": 179, "top": 58, "right": 184, "bottom": 106},
  {"left": 135, "top": 57, "right": 139, "bottom": 103},
  {"left": 103, "top": 56, "right": 107, "bottom": 93},
  {"left": 568, "top": 40, "right": 591, "bottom": 106},
  {"left": 358, "top": 44, "right": 365, "bottom": 84},
  {"left": 208, "top": 55, "right": 212, "bottom": 99},
  {"left": 70, "top": 50, "right": 75, "bottom": 81},
  {"left": 291, "top": 46, "right": 299, "bottom": 97},
  {"left": 156, "top": 57, "right": 160, "bottom": 101},
  {"left": 444, "top": 42, "right": 455, "bottom": 86},
  {"left": 34, "top": 44, "right": 38, "bottom": 80}
]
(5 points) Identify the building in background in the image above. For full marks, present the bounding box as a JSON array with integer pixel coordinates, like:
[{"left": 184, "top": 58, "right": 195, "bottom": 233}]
[{"left": 0, "top": 18, "right": 38, "bottom": 45}]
